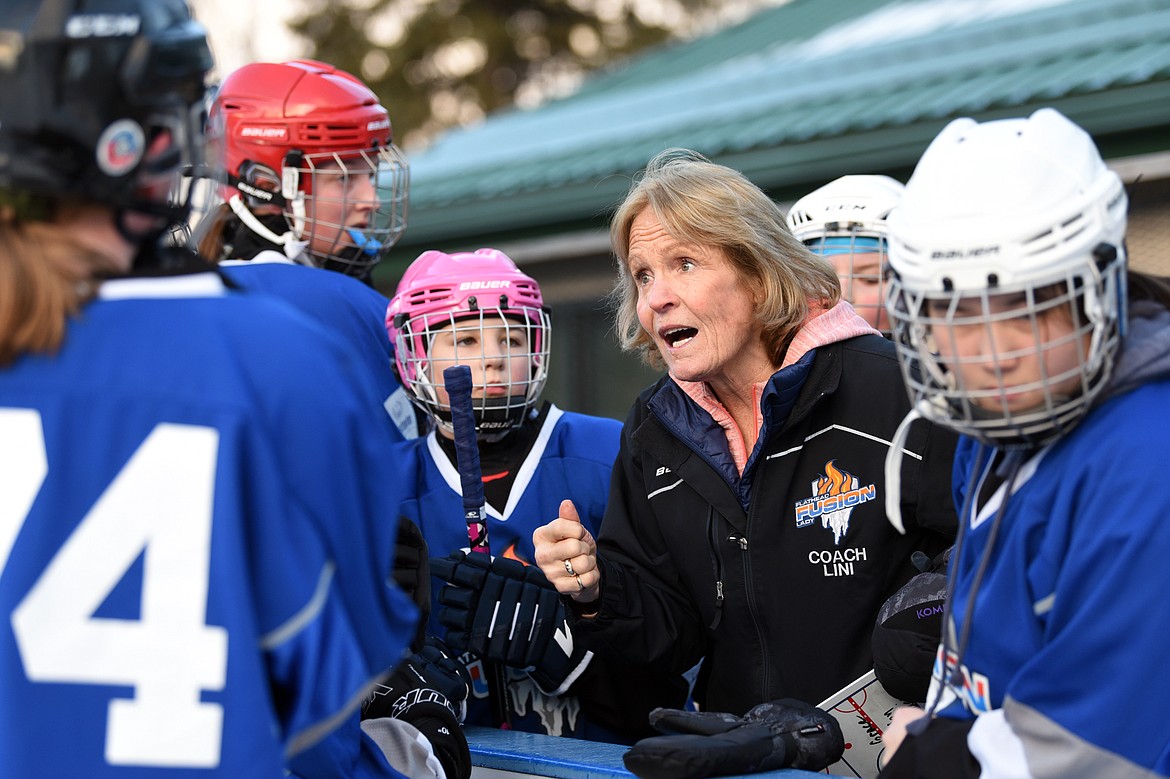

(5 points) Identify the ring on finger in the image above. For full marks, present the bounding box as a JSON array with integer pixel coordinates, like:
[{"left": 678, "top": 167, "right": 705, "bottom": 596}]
[
  {"left": 575, "top": 574, "right": 585, "bottom": 591},
  {"left": 564, "top": 558, "right": 576, "bottom": 577}
]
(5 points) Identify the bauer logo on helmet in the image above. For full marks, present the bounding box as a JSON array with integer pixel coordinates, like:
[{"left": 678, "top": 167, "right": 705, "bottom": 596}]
[
  {"left": 458, "top": 280, "right": 512, "bottom": 291},
  {"left": 930, "top": 245, "right": 1000, "bottom": 260},
  {"left": 65, "top": 14, "right": 141, "bottom": 38},
  {"left": 239, "top": 125, "right": 288, "bottom": 140}
]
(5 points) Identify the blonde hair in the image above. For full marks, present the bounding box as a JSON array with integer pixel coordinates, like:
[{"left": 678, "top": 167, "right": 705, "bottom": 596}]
[
  {"left": 610, "top": 149, "right": 840, "bottom": 370},
  {"left": 0, "top": 199, "right": 120, "bottom": 365}
]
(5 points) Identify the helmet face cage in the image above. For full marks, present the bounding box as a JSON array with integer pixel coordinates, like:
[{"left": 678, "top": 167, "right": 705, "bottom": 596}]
[
  {"left": 284, "top": 145, "right": 408, "bottom": 276},
  {"left": 806, "top": 231, "right": 890, "bottom": 332},
  {"left": 388, "top": 249, "right": 551, "bottom": 436},
  {"left": 887, "top": 249, "right": 1125, "bottom": 449},
  {"left": 139, "top": 96, "right": 212, "bottom": 223},
  {"left": 394, "top": 306, "right": 551, "bottom": 436},
  {"left": 884, "top": 109, "right": 1129, "bottom": 449}
]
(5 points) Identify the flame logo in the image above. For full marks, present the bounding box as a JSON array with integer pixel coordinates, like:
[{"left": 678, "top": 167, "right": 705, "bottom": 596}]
[
  {"left": 816, "top": 461, "right": 857, "bottom": 545},
  {"left": 816, "top": 460, "right": 854, "bottom": 498},
  {"left": 794, "top": 460, "right": 877, "bottom": 545}
]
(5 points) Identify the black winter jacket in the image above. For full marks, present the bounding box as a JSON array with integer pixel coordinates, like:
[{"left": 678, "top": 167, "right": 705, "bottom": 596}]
[{"left": 568, "top": 334, "right": 957, "bottom": 715}]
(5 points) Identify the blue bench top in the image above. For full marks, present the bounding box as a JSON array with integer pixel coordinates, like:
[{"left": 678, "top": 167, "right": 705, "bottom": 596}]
[{"left": 466, "top": 726, "right": 837, "bottom": 779}]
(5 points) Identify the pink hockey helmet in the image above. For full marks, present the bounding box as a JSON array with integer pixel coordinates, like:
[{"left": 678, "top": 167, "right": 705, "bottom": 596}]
[{"left": 388, "top": 248, "right": 551, "bottom": 435}]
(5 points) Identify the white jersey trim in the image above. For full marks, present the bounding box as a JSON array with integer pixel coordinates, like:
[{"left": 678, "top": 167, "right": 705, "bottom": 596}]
[
  {"left": 97, "top": 272, "right": 228, "bottom": 300},
  {"left": 260, "top": 561, "right": 335, "bottom": 650},
  {"left": 970, "top": 448, "right": 1047, "bottom": 531},
  {"left": 427, "top": 404, "right": 565, "bottom": 522},
  {"left": 968, "top": 708, "right": 1033, "bottom": 779},
  {"left": 219, "top": 250, "right": 296, "bottom": 267},
  {"left": 502, "top": 404, "right": 563, "bottom": 519}
]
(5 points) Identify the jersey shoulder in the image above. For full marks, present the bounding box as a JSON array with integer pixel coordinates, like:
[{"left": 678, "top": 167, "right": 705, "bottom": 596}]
[
  {"left": 222, "top": 260, "right": 390, "bottom": 319},
  {"left": 543, "top": 406, "right": 623, "bottom": 465},
  {"left": 78, "top": 273, "right": 375, "bottom": 414}
]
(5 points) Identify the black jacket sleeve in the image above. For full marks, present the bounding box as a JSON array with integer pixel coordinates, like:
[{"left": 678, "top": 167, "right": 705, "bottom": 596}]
[
  {"left": 568, "top": 649, "right": 690, "bottom": 742},
  {"left": 565, "top": 394, "right": 708, "bottom": 678}
]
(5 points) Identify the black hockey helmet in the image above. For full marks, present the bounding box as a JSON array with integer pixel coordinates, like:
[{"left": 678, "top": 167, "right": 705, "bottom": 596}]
[{"left": 0, "top": 0, "right": 213, "bottom": 223}]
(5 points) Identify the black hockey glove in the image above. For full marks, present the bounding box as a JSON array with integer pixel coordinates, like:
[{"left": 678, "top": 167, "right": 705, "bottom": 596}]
[
  {"left": 872, "top": 547, "right": 951, "bottom": 704},
  {"left": 362, "top": 639, "right": 472, "bottom": 779},
  {"left": 431, "top": 551, "right": 591, "bottom": 695},
  {"left": 622, "top": 698, "right": 844, "bottom": 779},
  {"left": 392, "top": 516, "right": 431, "bottom": 651}
]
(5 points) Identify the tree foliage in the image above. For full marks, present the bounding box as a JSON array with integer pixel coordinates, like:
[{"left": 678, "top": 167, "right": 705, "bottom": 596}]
[{"left": 289, "top": 0, "right": 730, "bottom": 150}]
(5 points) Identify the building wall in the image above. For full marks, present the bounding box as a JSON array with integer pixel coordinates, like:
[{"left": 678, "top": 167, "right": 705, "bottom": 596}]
[{"left": 1127, "top": 177, "right": 1170, "bottom": 277}]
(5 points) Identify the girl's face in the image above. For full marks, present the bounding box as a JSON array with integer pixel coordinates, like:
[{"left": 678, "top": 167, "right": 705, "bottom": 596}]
[
  {"left": 304, "top": 156, "right": 380, "bottom": 258},
  {"left": 426, "top": 315, "right": 532, "bottom": 406},
  {"left": 927, "top": 288, "right": 1091, "bottom": 414},
  {"left": 832, "top": 250, "right": 888, "bottom": 332}
]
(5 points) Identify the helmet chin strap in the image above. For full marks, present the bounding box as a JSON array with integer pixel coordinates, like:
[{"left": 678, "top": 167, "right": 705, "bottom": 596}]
[
  {"left": 228, "top": 195, "right": 310, "bottom": 264},
  {"left": 883, "top": 399, "right": 934, "bottom": 535}
]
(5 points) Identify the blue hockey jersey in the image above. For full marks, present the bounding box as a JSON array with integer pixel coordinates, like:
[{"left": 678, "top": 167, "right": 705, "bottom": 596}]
[
  {"left": 0, "top": 272, "right": 417, "bottom": 778},
  {"left": 220, "top": 253, "right": 420, "bottom": 441},
  {"left": 395, "top": 405, "right": 622, "bottom": 738}
]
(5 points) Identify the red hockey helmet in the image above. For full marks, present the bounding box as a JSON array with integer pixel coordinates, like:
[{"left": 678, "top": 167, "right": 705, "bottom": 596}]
[{"left": 207, "top": 60, "right": 408, "bottom": 276}]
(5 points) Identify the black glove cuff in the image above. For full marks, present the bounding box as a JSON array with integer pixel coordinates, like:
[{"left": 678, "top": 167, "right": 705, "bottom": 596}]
[{"left": 410, "top": 713, "right": 471, "bottom": 779}]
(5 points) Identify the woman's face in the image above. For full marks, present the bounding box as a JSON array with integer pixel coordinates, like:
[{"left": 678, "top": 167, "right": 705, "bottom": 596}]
[
  {"left": 627, "top": 207, "right": 775, "bottom": 391},
  {"left": 426, "top": 315, "right": 532, "bottom": 406},
  {"left": 927, "top": 289, "right": 1090, "bottom": 414}
]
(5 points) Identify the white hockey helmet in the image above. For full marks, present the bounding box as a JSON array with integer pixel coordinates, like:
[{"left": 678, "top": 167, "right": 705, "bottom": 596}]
[
  {"left": 787, "top": 175, "right": 904, "bottom": 330},
  {"left": 787, "top": 174, "right": 905, "bottom": 243},
  {"left": 885, "top": 108, "right": 1128, "bottom": 449}
]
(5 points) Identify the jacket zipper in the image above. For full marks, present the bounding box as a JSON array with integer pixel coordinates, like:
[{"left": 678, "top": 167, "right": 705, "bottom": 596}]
[
  {"left": 706, "top": 508, "right": 725, "bottom": 630},
  {"left": 740, "top": 509, "right": 770, "bottom": 698}
]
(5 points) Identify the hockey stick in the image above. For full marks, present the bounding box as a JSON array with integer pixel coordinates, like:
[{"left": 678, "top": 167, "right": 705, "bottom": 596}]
[{"left": 443, "top": 365, "right": 511, "bottom": 729}]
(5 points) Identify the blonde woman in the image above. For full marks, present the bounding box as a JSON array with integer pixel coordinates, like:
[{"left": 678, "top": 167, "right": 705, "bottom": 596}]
[{"left": 534, "top": 149, "right": 958, "bottom": 719}]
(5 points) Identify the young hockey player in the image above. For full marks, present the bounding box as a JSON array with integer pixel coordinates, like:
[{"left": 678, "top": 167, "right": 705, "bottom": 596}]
[
  {"left": 879, "top": 107, "right": 1170, "bottom": 778},
  {"left": 381, "top": 248, "right": 687, "bottom": 742},
  {"left": 196, "top": 59, "right": 419, "bottom": 439}
]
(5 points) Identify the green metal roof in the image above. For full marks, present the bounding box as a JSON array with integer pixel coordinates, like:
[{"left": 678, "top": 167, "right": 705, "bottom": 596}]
[{"left": 389, "top": 0, "right": 1170, "bottom": 256}]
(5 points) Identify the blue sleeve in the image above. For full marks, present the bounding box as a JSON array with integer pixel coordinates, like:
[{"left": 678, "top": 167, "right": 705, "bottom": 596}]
[
  {"left": 925, "top": 390, "right": 1170, "bottom": 776},
  {"left": 286, "top": 716, "right": 411, "bottom": 779}
]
